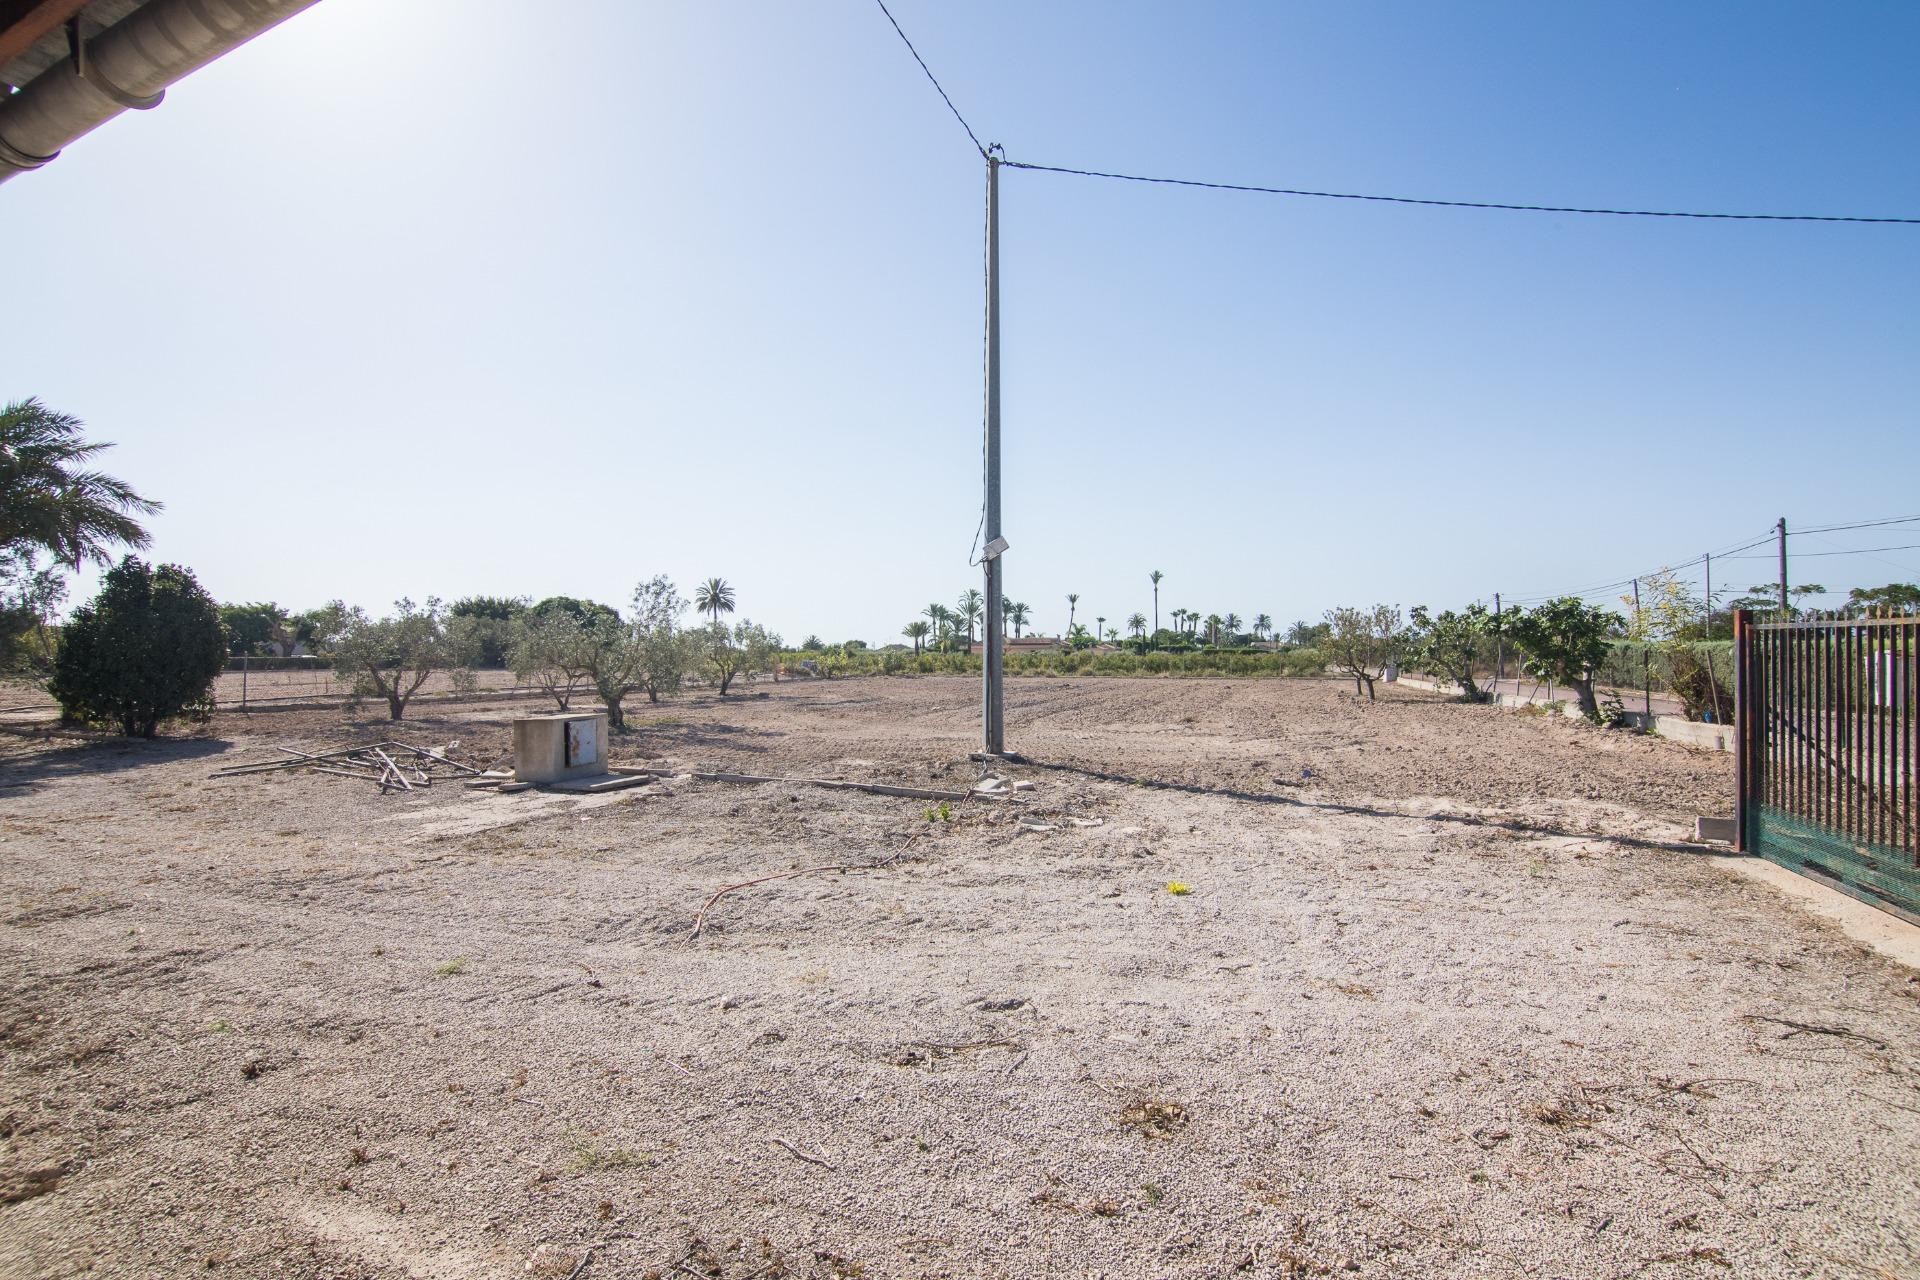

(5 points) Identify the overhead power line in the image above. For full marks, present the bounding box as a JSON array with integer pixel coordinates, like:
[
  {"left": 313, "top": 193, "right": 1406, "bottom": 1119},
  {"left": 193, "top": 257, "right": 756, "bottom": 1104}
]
[
  {"left": 1724, "top": 543, "right": 1920, "bottom": 560},
  {"left": 1502, "top": 517, "right": 1920, "bottom": 611},
  {"left": 1001, "top": 161, "right": 1920, "bottom": 226},
  {"left": 869, "top": 4, "right": 1918, "bottom": 225},
  {"left": 1792, "top": 514, "right": 1920, "bottom": 535},
  {"left": 871, "top": 0, "right": 986, "bottom": 158}
]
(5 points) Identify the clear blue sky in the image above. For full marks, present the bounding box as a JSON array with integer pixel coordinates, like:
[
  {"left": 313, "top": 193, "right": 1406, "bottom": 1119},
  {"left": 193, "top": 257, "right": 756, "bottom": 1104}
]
[{"left": 6, "top": 0, "right": 1917, "bottom": 642}]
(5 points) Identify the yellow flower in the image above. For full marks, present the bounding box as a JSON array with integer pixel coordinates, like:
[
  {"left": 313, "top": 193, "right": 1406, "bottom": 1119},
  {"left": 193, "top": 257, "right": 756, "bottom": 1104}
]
[{"left": 1165, "top": 881, "right": 1192, "bottom": 896}]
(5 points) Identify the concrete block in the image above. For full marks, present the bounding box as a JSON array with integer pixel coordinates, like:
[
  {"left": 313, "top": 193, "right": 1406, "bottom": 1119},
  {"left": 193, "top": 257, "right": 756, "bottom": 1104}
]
[
  {"left": 1653, "top": 717, "right": 1734, "bottom": 753},
  {"left": 1694, "top": 816, "right": 1737, "bottom": 843},
  {"left": 512, "top": 713, "right": 609, "bottom": 783}
]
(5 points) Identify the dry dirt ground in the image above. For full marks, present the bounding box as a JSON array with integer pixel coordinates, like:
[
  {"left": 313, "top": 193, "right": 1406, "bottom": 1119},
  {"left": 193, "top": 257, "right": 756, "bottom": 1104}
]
[{"left": 2, "top": 676, "right": 1917, "bottom": 1280}]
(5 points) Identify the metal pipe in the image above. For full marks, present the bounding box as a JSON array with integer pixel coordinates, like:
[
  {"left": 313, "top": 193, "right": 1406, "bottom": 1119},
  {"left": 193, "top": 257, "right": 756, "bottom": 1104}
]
[{"left": 0, "top": 0, "right": 319, "bottom": 185}]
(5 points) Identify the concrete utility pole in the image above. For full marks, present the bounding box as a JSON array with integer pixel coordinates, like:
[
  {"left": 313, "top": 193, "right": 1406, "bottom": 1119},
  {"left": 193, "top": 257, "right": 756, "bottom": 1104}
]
[
  {"left": 1776, "top": 517, "right": 1789, "bottom": 618},
  {"left": 981, "top": 148, "right": 1006, "bottom": 755},
  {"left": 1633, "top": 577, "right": 1650, "bottom": 716},
  {"left": 1493, "top": 592, "right": 1504, "bottom": 687},
  {"left": 1703, "top": 552, "right": 1713, "bottom": 638}
]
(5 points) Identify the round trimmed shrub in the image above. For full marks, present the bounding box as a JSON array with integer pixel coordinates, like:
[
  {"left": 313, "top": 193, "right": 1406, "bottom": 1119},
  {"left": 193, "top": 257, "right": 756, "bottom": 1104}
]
[{"left": 49, "top": 557, "right": 227, "bottom": 737}]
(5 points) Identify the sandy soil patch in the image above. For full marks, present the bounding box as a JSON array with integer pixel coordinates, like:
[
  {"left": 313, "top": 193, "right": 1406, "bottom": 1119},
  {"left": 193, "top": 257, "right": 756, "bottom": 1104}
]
[{"left": 1, "top": 677, "right": 1914, "bottom": 1278}]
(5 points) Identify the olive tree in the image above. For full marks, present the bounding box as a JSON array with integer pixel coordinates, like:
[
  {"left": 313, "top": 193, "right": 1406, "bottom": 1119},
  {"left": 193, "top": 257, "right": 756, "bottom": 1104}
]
[
  {"left": 509, "top": 609, "right": 599, "bottom": 710},
  {"left": 629, "top": 575, "right": 695, "bottom": 704},
  {"left": 1323, "top": 604, "right": 1403, "bottom": 701},
  {"left": 1501, "top": 596, "right": 1623, "bottom": 720},
  {"left": 1408, "top": 604, "right": 1492, "bottom": 702},
  {"left": 49, "top": 557, "right": 225, "bottom": 737},
  {"left": 702, "top": 618, "right": 779, "bottom": 696},
  {"left": 579, "top": 614, "right": 643, "bottom": 731},
  {"left": 330, "top": 597, "right": 464, "bottom": 720}
]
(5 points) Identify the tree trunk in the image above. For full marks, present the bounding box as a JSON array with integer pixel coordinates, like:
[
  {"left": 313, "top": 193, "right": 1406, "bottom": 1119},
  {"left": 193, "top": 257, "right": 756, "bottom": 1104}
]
[
  {"left": 605, "top": 696, "right": 625, "bottom": 732},
  {"left": 1573, "top": 678, "right": 1599, "bottom": 720},
  {"left": 1361, "top": 673, "right": 1376, "bottom": 701},
  {"left": 387, "top": 693, "right": 405, "bottom": 720}
]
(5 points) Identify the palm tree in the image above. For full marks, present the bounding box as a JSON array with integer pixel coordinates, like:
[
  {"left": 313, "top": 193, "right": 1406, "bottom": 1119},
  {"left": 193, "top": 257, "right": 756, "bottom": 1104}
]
[
  {"left": 922, "top": 604, "right": 951, "bottom": 651},
  {"left": 956, "top": 588, "right": 984, "bottom": 647},
  {"left": 1149, "top": 570, "right": 1164, "bottom": 643},
  {"left": 1183, "top": 609, "right": 1198, "bottom": 637},
  {"left": 1253, "top": 613, "right": 1273, "bottom": 644},
  {"left": 0, "top": 397, "right": 160, "bottom": 567},
  {"left": 1095, "top": 615, "right": 1106, "bottom": 647},
  {"left": 1205, "top": 613, "right": 1224, "bottom": 646},
  {"left": 694, "top": 578, "right": 736, "bottom": 625},
  {"left": 1009, "top": 601, "right": 1030, "bottom": 637},
  {"left": 1224, "top": 612, "right": 1242, "bottom": 641},
  {"left": 903, "top": 619, "right": 930, "bottom": 655},
  {"left": 1066, "top": 593, "right": 1079, "bottom": 638},
  {"left": 1127, "top": 612, "right": 1147, "bottom": 640}
]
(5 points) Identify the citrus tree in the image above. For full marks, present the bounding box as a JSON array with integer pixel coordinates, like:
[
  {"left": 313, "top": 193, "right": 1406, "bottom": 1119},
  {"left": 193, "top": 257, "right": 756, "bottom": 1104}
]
[{"left": 49, "top": 557, "right": 225, "bottom": 737}]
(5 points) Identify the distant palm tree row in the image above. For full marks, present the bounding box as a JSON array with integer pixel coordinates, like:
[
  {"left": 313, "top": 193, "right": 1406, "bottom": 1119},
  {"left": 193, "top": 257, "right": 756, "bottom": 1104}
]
[
  {"left": 902, "top": 589, "right": 1044, "bottom": 655},
  {"left": 896, "top": 573, "right": 1276, "bottom": 655}
]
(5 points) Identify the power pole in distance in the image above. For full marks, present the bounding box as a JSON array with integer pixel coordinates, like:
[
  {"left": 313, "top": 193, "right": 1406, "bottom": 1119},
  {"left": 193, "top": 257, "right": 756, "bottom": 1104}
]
[
  {"left": 1776, "top": 517, "right": 1788, "bottom": 618},
  {"left": 1703, "top": 552, "right": 1712, "bottom": 638},
  {"left": 1493, "top": 592, "right": 1503, "bottom": 687}
]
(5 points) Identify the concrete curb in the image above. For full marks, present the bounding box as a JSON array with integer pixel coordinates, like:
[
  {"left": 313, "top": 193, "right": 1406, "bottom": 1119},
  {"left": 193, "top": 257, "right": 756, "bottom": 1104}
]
[
  {"left": 1393, "top": 675, "right": 1734, "bottom": 753},
  {"left": 1709, "top": 854, "right": 1920, "bottom": 972}
]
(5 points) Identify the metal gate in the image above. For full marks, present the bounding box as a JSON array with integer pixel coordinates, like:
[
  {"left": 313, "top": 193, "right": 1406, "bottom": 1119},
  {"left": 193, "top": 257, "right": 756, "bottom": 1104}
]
[{"left": 1735, "top": 609, "right": 1918, "bottom": 924}]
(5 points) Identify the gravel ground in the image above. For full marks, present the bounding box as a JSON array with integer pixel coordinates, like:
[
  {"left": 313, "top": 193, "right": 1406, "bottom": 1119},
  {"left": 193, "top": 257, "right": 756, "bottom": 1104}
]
[{"left": 1, "top": 676, "right": 1916, "bottom": 1279}]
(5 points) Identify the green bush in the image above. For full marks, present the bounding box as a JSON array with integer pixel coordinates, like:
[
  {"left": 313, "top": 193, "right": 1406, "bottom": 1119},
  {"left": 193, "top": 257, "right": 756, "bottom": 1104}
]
[{"left": 50, "top": 557, "right": 227, "bottom": 737}]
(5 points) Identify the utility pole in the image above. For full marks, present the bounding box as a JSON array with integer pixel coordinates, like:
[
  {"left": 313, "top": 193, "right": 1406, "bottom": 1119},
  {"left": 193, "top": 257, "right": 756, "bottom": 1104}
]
[
  {"left": 1703, "top": 552, "right": 1712, "bottom": 639},
  {"left": 981, "top": 147, "right": 1006, "bottom": 756},
  {"left": 1493, "top": 592, "right": 1504, "bottom": 689},
  {"left": 1776, "top": 517, "right": 1789, "bottom": 618},
  {"left": 1633, "top": 577, "right": 1650, "bottom": 717}
]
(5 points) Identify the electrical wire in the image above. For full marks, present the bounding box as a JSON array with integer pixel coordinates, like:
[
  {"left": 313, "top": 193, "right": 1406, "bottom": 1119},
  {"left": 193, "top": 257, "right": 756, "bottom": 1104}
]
[
  {"left": 868, "top": 4, "right": 1917, "bottom": 225},
  {"left": 1001, "top": 160, "right": 1920, "bottom": 225},
  {"left": 1502, "top": 527, "right": 1780, "bottom": 607},
  {"left": 1792, "top": 514, "right": 1920, "bottom": 535},
  {"left": 871, "top": 0, "right": 986, "bottom": 159},
  {"left": 1723, "top": 543, "right": 1920, "bottom": 559},
  {"left": 1504, "top": 523, "right": 1920, "bottom": 613}
]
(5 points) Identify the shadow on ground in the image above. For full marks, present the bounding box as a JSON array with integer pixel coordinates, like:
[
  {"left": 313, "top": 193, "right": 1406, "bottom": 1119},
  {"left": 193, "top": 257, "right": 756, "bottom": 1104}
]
[
  {"left": 1017, "top": 756, "right": 1711, "bottom": 856},
  {"left": 0, "top": 735, "right": 235, "bottom": 794}
]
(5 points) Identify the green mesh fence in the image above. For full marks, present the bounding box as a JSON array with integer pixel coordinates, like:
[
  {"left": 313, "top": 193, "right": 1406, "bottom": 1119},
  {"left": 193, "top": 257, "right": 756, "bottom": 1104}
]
[{"left": 1748, "top": 804, "right": 1920, "bottom": 927}]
